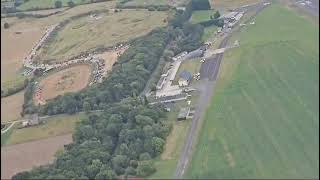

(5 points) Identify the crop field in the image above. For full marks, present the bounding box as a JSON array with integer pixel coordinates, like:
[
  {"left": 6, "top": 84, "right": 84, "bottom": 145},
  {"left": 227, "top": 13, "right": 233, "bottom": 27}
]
[
  {"left": 1, "top": 134, "right": 72, "bottom": 179},
  {"left": 5, "top": 113, "right": 85, "bottom": 145},
  {"left": 34, "top": 64, "right": 92, "bottom": 104},
  {"left": 187, "top": 3, "right": 319, "bottom": 179},
  {"left": 38, "top": 9, "right": 168, "bottom": 61},
  {"left": 17, "top": 0, "right": 91, "bottom": 11},
  {"left": 1, "top": 90, "right": 24, "bottom": 123},
  {"left": 190, "top": 10, "right": 216, "bottom": 24}
]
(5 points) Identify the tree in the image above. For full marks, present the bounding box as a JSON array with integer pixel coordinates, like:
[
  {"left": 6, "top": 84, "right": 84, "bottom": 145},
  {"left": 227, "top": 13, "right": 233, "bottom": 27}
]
[
  {"left": 54, "top": 0, "right": 62, "bottom": 8},
  {"left": 67, "top": 0, "right": 75, "bottom": 7},
  {"left": 95, "top": 169, "right": 116, "bottom": 179},
  {"left": 151, "top": 137, "right": 165, "bottom": 155},
  {"left": 139, "top": 152, "right": 151, "bottom": 161},
  {"left": 83, "top": 101, "right": 91, "bottom": 113},
  {"left": 4, "top": 22, "right": 9, "bottom": 29},
  {"left": 136, "top": 161, "right": 156, "bottom": 177},
  {"left": 214, "top": 11, "right": 220, "bottom": 19},
  {"left": 191, "top": 0, "right": 211, "bottom": 10}
]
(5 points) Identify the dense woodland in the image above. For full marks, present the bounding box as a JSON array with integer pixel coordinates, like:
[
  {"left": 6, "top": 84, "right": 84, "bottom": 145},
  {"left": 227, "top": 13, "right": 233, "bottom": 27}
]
[
  {"left": 14, "top": 0, "right": 214, "bottom": 178},
  {"left": 14, "top": 98, "right": 170, "bottom": 179}
]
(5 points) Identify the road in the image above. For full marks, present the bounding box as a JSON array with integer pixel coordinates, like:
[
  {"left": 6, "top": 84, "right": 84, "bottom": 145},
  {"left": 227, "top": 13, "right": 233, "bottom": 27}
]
[{"left": 174, "top": 1, "right": 270, "bottom": 178}]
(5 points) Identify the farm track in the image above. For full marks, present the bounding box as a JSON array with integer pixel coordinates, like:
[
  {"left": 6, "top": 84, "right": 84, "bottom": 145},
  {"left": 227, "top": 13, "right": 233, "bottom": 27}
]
[{"left": 174, "top": 1, "right": 271, "bottom": 178}]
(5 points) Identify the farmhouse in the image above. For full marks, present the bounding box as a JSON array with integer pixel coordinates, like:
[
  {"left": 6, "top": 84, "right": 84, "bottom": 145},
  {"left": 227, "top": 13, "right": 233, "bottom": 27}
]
[
  {"left": 178, "top": 70, "right": 193, "bottom": 87},
  {"left": 22, "top": 114, "right": 42, "bottom": 128}
]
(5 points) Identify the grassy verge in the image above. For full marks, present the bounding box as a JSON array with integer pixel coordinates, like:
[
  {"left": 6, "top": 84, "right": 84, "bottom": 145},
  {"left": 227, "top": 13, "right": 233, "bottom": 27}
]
[
  {"left": 149, "top": 91, "right": 199, "bottom": 178},
  {"left": 5, "top": 113, "right": 87, "bottom": 145},
  {"left": 202, "top": 25, "right": 218, "bottom": 42},
  {"left": 1, "top": 123, "right": 15, "bottom": 146},
  {"left": 187, "top": 3, "right": 319, "bottom": 179},
  {"left": 17, "top": 0, "right": 92, "bottom": 11},
  {"left": 190, "top": 10, "right": 216, "bottom": 24}
]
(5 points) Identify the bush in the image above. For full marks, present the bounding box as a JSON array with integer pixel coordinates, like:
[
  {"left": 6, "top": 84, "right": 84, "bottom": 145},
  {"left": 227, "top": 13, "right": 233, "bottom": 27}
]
[
  {"left": 147, "top": 6, "right": 156, "bottom": 11},
  {"left": 214, "top": 10, "right": 220, "bottom": 19},
  {"left": 3, "top": 22, "right": 9, "bottom": 29},
  {"left": 54, "top": 0, "right": 62, "bottom": 8},
  {"left": 136, "top": 161, "right": 156, "bottom": 177},
  {"left": 67, "top": 0, "right": 75, "bottom": 7}
]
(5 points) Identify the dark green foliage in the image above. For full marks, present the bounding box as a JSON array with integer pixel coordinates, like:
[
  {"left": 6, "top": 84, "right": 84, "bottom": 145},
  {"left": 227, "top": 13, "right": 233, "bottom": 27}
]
[
  {"left": 54, "top": 0, "right": 62, "bottom": 8},
  {"left": 67, "top": 0, "right": 75, "bottom": 7},
  {"left": 191, "top": 0, "right": 211, "bottom": 10},
  {"left": 136, "top": 160, "right": 156, "bottom": 177},
  {"left": 214, "top": 10, "right": 220, "bottom": 19},
  {"left": 199, "top": 18, "right": 224, "bottom": 27},
  {"left": 4, "top": 22, "right": 9, "bottom": 29},
  {"left": 12, "top": 98, "right": 168, "bottom": 179}
]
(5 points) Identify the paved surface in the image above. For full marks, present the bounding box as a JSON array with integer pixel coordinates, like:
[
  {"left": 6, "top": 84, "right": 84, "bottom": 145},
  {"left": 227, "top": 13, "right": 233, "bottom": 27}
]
[
  {"left": 294, "top": 0, "right": 319, "bottom": 16},
  {"left": 174, "top": 1, "right": 270, "bottom": 178}
]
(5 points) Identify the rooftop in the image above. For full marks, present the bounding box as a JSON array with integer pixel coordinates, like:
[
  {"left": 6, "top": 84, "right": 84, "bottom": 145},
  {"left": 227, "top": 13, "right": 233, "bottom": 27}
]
[{"left": 179, "top": 70, "right": 193, "bottom": 81}]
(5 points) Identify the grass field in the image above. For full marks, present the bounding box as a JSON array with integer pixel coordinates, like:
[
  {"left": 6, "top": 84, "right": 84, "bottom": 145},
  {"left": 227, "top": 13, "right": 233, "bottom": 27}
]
[
  {"left": 4, "top": 113, "right": 86, "bottom": 145},
  {"left": 187, "top": 3, "right": 319, "bottom": 179},
  {"left": 38, "top": 9, "right": 168, "bottom": 61},
  {"left": 202, "top": 25, "right": 218, "bottom": 41},
  {"left": 17, "top": 0, "right": 91, "bottom": 11},
  {"left": 1, "top": 90, "right": 24, "bottom": 123},
  {"left": 119, "top": 0, "right": 189, "bottom": 7},
  {"left": 1, "top": 134, "right": 72, "bottom": 179},
  {"left": 190, "top": 10, "right": 216, "bottom": 24},
  {"left": 210, "top": 0, "right": 259, "bottom": 9}
]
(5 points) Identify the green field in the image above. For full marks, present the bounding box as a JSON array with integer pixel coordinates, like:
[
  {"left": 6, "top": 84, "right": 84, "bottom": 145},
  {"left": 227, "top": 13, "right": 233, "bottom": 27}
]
[
  {"left": 4, "top": 113, "right": 86, "bottom": 145},
  {"left": 38, "top": 9, "right": 168, "bottom": 61},
  {"left": 17, "top": 0, "right": 91, "bottom": 11},
  {"left": 190, "top": 10, "right": 216, "bottom": 24},
  {"left": 119, "top": 0, "right": 188, "bottom": 7},
  {"left": 187, "top": 3, "right": 319, "bottom": 179},
  {"left": 121, "top": 0, "right": 167, "bottom": 7},
  {"left": 202, "top": 25, "right": 218, "bottom": 41}
]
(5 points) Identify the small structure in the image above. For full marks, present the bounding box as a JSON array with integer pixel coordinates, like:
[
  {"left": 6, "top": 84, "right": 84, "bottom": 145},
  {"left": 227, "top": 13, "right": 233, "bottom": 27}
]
[
  {"left": 178, "top": 70, "right": 193, "bottom": 87},
  {"left": 22, "top": 114, "right": 41, "bottom": 128},
  {"left": 177, "top": 107, "right": 191, "bottom": 121},
  {"left": 184, "top": 49, "right": 204, "bottom": 60}
]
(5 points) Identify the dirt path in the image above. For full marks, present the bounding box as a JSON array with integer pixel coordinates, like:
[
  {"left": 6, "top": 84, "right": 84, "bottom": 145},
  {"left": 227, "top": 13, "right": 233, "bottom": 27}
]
[{"left": 1, "top": 134, "right": 72, "bottom": 179}]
